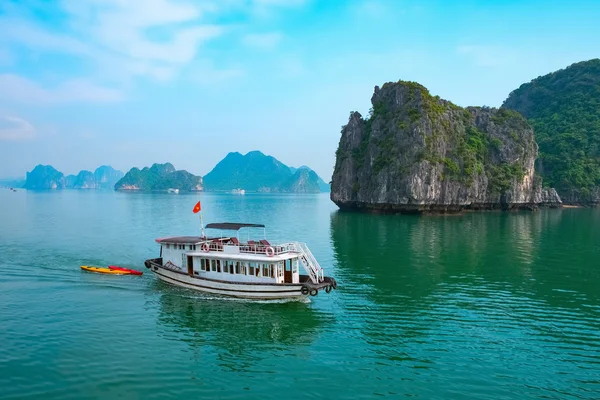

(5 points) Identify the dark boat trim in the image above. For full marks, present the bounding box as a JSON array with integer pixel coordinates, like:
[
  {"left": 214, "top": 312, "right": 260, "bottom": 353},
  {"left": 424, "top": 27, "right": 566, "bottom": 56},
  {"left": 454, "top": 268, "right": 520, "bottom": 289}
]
[{"left": 152, "top": 269, "right": 302, "bottom": 294}]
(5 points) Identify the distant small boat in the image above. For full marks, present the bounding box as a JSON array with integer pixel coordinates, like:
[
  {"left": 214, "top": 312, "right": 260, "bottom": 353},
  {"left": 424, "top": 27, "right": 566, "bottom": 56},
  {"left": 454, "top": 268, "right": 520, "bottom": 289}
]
[
  {"left": 81, "top": 265, "right": 130, "bottom": 275},
  {"left": 232, "top": 188, "right": 245, "bottom": 195},
  {"left": 108, "top": 265, "right": 143, "bottom": 275},
  {"left": 167, "top": 188, "right": 179, "bottom": 194}
]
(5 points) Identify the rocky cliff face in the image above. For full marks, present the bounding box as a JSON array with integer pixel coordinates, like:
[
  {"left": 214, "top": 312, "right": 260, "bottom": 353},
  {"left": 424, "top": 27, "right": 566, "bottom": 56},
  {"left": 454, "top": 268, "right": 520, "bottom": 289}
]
[{"left": 331, "top": 81, "right": 562, "bottom": 213}]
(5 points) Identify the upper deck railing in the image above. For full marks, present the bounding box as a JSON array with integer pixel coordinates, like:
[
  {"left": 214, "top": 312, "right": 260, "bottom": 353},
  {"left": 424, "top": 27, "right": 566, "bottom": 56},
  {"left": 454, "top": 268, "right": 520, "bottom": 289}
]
[{"left": 201, "top": 240, "right": 299, "bottom": 256}]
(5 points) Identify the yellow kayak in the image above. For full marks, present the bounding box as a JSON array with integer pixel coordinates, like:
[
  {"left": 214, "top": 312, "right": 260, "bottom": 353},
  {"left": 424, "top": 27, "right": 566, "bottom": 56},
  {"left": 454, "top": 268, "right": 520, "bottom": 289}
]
[{"left": 81, "top": 265, "right": 131, "bottom": 275}]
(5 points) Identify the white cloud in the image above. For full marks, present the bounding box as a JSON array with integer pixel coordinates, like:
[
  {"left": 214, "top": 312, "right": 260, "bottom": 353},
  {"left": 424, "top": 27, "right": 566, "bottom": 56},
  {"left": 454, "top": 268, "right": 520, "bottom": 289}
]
[
  {"left": 0, "top": 74, "right": 123, "bottom": 104},
  {"left": 0, "top": 0, "right": 228, "bottom": 83},
  {"left": 0, "top": 0, "right": 310, "bottom": 101},
  {"left": 0, "top": 115, "right": 36, "bottom": 141},
  {"left": 457, "top": 45, "right": 518, "bottom": 67},
  {"left": 242, "top": 32, "right": 282, "bottom": 50}
]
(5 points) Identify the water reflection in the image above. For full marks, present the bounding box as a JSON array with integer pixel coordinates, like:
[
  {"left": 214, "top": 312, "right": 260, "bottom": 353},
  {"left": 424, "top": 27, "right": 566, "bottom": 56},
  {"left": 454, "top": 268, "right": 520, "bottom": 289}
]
[
  {"left": 329, "top": 209, "right": 600, "bottom": 393},
  {"left": 331, "top": 209, "right": 600, "bottom": 304},
  {"left": 152, "top": 282, "right": 330, "bottom": 371}
]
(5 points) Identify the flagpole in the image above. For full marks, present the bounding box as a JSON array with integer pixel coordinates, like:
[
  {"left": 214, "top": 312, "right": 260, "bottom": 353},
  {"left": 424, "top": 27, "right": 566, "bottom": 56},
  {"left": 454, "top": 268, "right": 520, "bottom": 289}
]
[{"left": 200, "top": 210, "right": 205, "bottom": 238}]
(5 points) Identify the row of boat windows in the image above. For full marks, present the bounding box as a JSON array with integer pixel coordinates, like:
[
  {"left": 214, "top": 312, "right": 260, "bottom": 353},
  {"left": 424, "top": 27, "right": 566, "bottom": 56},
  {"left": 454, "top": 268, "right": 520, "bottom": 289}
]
[
  {"left": 195, "top": 259, "right": 297, "bottom": 278},
  {"left": 167, "top": 244, "right": 197, "bottom": 250}
]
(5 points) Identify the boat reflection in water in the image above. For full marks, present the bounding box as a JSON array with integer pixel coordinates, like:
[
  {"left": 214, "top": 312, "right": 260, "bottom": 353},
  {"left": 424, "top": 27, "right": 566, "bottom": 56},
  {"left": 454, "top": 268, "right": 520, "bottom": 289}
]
[{"left": 152, "top": 282, "right": 331, "bottom": 371}]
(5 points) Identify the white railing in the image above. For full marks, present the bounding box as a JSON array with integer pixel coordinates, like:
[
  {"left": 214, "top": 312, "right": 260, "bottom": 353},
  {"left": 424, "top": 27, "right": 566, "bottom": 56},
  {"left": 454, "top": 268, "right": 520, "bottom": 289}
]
[{"left": 291, "top": 242, "right": 324, "bottom": 284}]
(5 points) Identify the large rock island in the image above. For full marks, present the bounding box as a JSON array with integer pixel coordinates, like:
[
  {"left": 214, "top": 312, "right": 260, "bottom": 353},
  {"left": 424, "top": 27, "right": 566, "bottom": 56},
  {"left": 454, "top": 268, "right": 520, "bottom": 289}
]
[{"left": 331, "top": 81, "right": 561, "bottom": 213}]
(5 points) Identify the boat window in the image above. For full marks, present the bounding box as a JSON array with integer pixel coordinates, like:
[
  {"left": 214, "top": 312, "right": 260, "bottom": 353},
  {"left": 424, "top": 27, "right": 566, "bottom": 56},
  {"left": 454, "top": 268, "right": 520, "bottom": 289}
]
[
  {"left": 239, "top": 262, "right": 246, "bottom": 275},
  {"left": 200, "top": 259, "right": 205, "bottom": 271},
  {"left": 229, "top": 261, "right": 235, "bottom": 274},
  {"left": 211, "top": 260, "right": 217, "bottom": 272},
  {"left": 166, "top": 244, "right": 170, "bottom": 249},
  {"left": 270, "top": 264, "right": 275, "bottom": 278},
  {"left": 249, "top": 262, "right": 255, "bottom": 276},
  {"left": 262, "top": 264, "right": 270, "bottom": 278},
  {"left": 216, "top": 260, "right": 221, "bottom": 273},
  {"left": 285, "top": 260, "right": 291, "bottom": 271},
  {"left": 223, "top": 262, "right": 229, "bottom": 273}
]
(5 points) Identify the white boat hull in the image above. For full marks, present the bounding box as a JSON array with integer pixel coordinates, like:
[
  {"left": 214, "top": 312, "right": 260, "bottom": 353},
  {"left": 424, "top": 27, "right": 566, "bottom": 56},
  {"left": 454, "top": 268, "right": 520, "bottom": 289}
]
[{"left": 149, "top": 263, "right": 306, "bottom": 300}]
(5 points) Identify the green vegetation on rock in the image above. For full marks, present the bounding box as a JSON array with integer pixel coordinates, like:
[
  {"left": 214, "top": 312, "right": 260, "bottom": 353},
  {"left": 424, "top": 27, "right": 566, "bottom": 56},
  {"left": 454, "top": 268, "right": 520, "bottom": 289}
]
[
  {"left": 115, "top": 163, "right": 202, "bottom": 192},
  {"left": 203, "top": 151, "right": 329, "bottom": 193},
  {"left": 503, "top": 59, "right": 600, "bottom": 203}
]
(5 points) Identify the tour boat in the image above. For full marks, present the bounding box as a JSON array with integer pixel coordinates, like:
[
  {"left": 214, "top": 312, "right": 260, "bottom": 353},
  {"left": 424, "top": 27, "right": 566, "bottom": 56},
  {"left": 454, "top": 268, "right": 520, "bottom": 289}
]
[{"left": 144, "top": 222, "right": 337, "bottom": 300}]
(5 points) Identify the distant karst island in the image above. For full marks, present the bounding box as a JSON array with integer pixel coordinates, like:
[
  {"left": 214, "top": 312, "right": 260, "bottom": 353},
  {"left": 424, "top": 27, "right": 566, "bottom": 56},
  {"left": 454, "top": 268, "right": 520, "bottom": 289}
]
[
  {"left": 18, "top": 151, "right": 330, "bottom": 194},
  {"left": 23, "top": 165, "right": 124, "bottom": 190},
  {"left": 202, "top": 151, "right": 329, "bottom": 193},
  {"left": 331, "top": 58, "right": 600, "bottom": 213},
  {"left": 115, "top": 163, "right": 202, "bottom": 192}
]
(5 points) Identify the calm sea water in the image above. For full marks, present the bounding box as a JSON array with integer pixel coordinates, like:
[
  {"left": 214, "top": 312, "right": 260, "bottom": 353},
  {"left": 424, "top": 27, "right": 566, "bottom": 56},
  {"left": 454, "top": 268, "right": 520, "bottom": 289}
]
[{"left": 0, "top": 189, "right": 599, "bottom": 399}]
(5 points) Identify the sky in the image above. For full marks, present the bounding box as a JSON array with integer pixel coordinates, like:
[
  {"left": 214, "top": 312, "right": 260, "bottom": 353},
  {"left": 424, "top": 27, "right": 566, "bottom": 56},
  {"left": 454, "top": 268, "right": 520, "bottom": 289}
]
[{"left": 0, "top": 0, "right": 599, "bottom": 180}]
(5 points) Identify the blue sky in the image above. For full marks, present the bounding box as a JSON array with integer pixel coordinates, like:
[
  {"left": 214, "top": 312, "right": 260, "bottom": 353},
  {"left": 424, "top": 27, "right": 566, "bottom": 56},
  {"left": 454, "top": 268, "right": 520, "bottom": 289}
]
[{"left": 0, "top": 0, "right": 599, "bottom": 180}]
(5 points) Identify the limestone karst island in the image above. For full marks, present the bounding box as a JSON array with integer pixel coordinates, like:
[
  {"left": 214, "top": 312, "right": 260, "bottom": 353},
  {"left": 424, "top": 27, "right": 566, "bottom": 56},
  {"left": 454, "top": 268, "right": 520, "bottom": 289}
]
[{"left": 331, "top": 59, "right": 600, "bottom": 213}]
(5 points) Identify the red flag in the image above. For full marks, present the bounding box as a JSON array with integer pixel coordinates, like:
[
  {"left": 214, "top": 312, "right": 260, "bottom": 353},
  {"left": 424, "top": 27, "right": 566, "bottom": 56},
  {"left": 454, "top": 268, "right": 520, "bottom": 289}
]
[{"left": 193, "top": 201, "right": 201, "bottom": 213}]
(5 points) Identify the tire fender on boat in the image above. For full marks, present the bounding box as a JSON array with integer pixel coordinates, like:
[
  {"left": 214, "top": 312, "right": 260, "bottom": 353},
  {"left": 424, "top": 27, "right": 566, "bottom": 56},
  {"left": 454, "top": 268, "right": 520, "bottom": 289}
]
[
  {"left": 202, "top": 243, "right": 210, "bottom": 252},
  {"left": 301, "top": 285, "right": 309, "bottom": 295},
  {"left": 265, "top": 246, "right": 275, "bottom": 257},
  {"left": 310, "top": 288, "right": 318, "bottom": 296},
  {"left": 325, "top": 285, "right": 332, "bottom": 293}
]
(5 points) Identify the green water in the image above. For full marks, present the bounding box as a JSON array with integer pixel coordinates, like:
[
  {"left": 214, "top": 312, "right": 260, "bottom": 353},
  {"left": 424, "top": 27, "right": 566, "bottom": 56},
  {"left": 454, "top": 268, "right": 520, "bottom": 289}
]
[{"left": 1, "top": 190, "right": 599, "bottom": 399}]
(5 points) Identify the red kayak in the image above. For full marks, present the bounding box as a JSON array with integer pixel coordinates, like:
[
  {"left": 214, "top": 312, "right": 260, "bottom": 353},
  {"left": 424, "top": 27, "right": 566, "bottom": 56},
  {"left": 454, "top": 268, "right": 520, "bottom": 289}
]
[{"left": 108, "top": 265, "right": 143, "bottom": 276}]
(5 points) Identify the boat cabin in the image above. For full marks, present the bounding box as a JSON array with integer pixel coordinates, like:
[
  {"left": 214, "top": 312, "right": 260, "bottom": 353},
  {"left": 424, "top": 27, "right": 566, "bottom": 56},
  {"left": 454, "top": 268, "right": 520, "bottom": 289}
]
[{"left": 156, "top": 223, "right": 304, "bottom": 284}]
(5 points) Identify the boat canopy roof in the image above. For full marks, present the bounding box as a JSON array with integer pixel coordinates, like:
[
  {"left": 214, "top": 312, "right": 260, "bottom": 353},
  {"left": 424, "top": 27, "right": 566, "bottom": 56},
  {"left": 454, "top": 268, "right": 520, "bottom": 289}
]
[
  {"left": 156, "top": 236, "right": 204, "bottom": 244},
  {"left": 205, "top": 222, "right": 265, "bottom": 230}
]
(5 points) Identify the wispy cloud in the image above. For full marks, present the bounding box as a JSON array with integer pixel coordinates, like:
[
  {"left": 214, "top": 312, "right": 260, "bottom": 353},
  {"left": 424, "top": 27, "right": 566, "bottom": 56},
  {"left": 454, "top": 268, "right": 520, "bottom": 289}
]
[
  {"left": 457, "top": 45, "right": 518, "bottom": 67},
  {"left": 0, "top": 115, "right": 36, "bottom": 141},
  {"left": 242, "top": 32, "right": 283, "bottom": 50},
  {"left": 352, "top": 0, "right": 389, "bottom": 18},
  {"left": 0, "top": 74, "right": 123, "bottom": 104}
]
